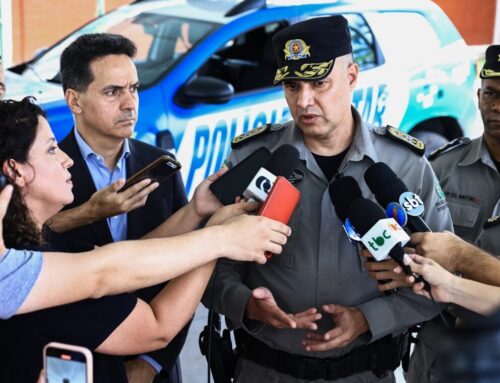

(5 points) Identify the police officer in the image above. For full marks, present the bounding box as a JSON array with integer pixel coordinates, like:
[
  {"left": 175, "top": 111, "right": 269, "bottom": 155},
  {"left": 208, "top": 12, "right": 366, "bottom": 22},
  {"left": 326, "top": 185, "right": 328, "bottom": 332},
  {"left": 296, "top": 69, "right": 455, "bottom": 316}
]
[
  {"left": 204, "top": 16, "right": 452, "bottom": 382},
  {"left": 428, "top": 44, "right": 500, "bottom": 253}
]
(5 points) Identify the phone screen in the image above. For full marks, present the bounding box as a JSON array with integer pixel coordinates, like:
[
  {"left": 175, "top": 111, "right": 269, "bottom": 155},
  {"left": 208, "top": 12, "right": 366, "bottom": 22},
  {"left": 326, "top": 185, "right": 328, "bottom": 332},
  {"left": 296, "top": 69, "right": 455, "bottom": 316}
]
[{"left": 46, "top": 347, "right": 88, "bottom": 383}]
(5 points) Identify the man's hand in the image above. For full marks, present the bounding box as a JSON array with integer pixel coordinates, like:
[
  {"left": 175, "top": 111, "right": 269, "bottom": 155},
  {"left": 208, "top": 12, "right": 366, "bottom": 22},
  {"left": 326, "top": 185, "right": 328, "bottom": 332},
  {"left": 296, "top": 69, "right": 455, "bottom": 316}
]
[
  {"left": 410, "top": 231, "right": 465, "bottom": 273},
  {"left": 303, "top": 304, "right": 369, "bottom": 352},
  {"left": 219, "top": 215, "right": 291, "bottom": 264},
  {"left": 125, "top": 358, "right": 157, "bottom": 383},
  {"left": 0, "top": 185, "right": 13, "bottom": 254},
  {"left": 360, "top": 249, "right": 412, "bottom": 291},
  {"left": 87, "top": 178, "right": 159, "bottom": 220},
  {"left": 246, "top": 287, "right": 320, "bottom": 330},
  {"left": 190, "top": 167, "right": 227, "bottom": 219}
]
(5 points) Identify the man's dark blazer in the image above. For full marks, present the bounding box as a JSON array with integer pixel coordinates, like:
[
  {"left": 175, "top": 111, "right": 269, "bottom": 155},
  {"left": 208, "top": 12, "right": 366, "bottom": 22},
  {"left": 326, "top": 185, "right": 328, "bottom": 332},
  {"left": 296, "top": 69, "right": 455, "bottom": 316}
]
[{"left": 59, "top": 129, "right": 189, "bottom": 380}]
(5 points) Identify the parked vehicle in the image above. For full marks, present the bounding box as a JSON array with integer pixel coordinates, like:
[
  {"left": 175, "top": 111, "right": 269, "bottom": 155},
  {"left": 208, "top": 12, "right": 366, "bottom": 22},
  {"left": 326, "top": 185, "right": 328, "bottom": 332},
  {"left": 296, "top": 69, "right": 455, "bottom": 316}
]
[{"left": 7, "top": 0, "right": 477, "bottom": 196}]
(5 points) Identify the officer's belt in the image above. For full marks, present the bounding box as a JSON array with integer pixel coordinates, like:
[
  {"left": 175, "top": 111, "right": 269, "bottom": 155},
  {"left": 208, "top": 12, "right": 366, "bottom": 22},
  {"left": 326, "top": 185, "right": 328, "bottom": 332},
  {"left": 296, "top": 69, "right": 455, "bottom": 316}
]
[{"left": 236, "top": 329, "right": 406, "bottom": 380}]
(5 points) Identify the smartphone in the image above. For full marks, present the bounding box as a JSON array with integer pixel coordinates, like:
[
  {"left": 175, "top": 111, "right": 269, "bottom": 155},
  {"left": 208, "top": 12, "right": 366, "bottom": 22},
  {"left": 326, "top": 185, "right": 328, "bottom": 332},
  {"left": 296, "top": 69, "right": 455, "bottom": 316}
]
[
  {"left": 209, "top": 147, "right": 271, "bottom": 205},
  {"left": 44, "top": 342, "right": 93, "bottom": 383},
  {"left": 119, "top": 154, "right": 181, "bottom": 192}
]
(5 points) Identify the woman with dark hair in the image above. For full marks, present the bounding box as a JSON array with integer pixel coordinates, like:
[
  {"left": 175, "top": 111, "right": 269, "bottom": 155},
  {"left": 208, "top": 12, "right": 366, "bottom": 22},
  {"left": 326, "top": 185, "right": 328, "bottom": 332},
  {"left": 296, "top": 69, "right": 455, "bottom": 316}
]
[{"left": 0, "top": 97, "right": 290, "bottom": 382}]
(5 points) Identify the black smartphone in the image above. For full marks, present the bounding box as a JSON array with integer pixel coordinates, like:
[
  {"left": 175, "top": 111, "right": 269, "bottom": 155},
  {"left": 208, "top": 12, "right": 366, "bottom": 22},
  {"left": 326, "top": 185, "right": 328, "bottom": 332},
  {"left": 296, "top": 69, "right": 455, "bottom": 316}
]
[
  {"left": 119, "top": 154, "right": 181, "bottom": 192},
  {"left": 44, "top": 342, "right": 93, "bottom": 383},
  {"left": 209, "top": 146, "right": 271, "bottom": 205}
]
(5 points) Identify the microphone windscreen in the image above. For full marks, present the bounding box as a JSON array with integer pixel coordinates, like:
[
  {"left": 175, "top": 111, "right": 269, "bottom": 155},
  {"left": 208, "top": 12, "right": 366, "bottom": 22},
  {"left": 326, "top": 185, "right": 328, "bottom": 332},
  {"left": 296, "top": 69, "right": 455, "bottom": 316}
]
[
  {"left": 209, "top": 146, "right": 271, "bottom": 205},
  {"left": 329, "top": 176, "right": 362, "bottom": 221},
  {"left": 347, "top": 198, "right": 386, "bottom": 235},
  {"left": 264, "top": 144, "right": 300, "bottom": 178},
  {"left": 364, "top": 162, "right": 409, "bottom": 207}
]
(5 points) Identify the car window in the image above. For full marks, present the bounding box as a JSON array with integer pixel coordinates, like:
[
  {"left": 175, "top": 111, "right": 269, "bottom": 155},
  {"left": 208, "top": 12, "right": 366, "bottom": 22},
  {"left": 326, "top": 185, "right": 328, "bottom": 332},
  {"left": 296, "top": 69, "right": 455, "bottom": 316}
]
[
  {"left": 198, "top": 22, "right": 289, "bottom": 93},
  {"left": 344, "top": 14, "right": 378, "bottom": 71},
  {"left": 26, "top": 9, "right": 218, "bottom": 88}
]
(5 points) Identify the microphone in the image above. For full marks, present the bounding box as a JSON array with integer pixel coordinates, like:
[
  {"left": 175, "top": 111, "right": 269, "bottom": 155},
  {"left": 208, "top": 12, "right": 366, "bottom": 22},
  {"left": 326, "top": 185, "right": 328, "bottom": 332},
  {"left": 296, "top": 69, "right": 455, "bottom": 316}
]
[
  {"left": 209, "top": 146, "right": 271, "bottom": 205},
  {"left": 348, "top": 198, "right": 431, "bottom": 291},
  {"left": 259, "top": 176, "right": 301, "bottom": 259},
  {"left": 243, "top": 144, "right": 300, "bottom": 202},
  {"left": 329, "top": 176, "right": 362, "bottom": 241},
  {"left": 364, "top": 162, "right": 431, "bottom": 233}
]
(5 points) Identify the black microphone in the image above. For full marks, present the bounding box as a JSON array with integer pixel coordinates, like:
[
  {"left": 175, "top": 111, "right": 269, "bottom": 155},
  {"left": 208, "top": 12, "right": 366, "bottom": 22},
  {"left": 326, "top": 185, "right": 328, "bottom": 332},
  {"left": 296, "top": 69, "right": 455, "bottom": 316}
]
[
  {"left": 243, "top": 144, "right": 300, "bottom": 202},
  {"left": 364, "top": 162, "right": 431, "bottom": 233},
  {"left": 347, "top": 198, "right": 431, "bottom": 291},
  {"left": 329, "top": 176, "right": 362, "bottom": 222},
  {"left": 209, "top": 146, "right": 270, "bottom": 205}
]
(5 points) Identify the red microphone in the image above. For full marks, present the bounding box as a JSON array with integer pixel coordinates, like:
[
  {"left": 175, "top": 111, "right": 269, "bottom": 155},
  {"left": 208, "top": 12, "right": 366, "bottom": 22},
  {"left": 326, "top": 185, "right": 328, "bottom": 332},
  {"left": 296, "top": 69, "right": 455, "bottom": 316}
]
[{"left": 259, "top": 176, "right": 300, "bottom": 259}]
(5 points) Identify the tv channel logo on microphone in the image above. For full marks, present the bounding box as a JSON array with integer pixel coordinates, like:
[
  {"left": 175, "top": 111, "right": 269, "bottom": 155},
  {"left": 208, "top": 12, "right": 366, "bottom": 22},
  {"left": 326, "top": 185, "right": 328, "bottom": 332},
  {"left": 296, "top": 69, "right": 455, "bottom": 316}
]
[
  {"left": 398, "top": 192, "right": 424, "bottom": 217},
  {"left": 360, "top": 218, "right": 410, "bottom": 261}
]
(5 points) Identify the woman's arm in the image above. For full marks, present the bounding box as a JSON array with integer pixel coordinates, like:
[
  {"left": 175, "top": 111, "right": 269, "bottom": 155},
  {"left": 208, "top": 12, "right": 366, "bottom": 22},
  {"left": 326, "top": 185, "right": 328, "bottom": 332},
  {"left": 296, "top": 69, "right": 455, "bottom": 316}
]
[
  {"left": 409, "top": 253, "right": 500, "bottom": 315},
  {"left": 48, "top": 178, "right": 158, "bottom": 233},
  {"left": 95, "top": 212, "right": 289, "bottom": 355},
  {"left": 16, "top": 204, "right": 289, "bottom": 315}
]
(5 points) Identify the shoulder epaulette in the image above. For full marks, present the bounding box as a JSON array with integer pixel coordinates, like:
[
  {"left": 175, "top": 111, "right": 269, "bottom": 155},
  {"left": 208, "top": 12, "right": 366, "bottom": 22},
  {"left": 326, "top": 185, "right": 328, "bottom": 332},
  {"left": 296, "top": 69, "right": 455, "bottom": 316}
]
[
  {"left": 376, "top": 125, "right": 425, "bottom": 156},
  {"left": 428, "top": 137, "right": 471, "bottom": 161},
  {"left": 231, "top": 123, "right": 284, "bottom": 149},
  {"left": 483, "top": 216, "right": 500, "bottom": 229}
]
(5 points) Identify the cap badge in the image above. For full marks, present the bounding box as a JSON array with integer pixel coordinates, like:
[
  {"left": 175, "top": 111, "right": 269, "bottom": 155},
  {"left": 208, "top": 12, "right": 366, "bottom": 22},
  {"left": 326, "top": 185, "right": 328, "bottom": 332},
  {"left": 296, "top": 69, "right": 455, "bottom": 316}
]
[{"left": 284, "top": 39, "right": 311, "bottom": 61}]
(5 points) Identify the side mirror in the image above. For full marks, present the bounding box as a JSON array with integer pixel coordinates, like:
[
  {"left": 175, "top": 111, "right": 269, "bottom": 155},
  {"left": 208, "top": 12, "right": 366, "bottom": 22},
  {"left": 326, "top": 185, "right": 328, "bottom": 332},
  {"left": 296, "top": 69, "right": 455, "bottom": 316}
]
[{"left": 176, "top": 76, "right": 234, "bottom": 106}]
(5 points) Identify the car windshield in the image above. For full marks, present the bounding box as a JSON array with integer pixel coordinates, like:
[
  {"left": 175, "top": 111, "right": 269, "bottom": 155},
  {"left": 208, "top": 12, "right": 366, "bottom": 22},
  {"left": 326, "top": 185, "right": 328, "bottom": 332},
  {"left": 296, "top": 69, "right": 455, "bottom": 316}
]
[{"left": 24, "top": 6, "right": 218, "bottom": 87}]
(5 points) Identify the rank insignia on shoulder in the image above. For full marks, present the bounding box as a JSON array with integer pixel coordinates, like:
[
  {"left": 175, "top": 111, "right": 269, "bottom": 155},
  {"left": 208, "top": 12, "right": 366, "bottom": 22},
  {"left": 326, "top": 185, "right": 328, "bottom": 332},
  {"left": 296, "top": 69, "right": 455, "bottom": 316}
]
[
  {"left": 231, "top": 124, "right": 271, "bottom": 148},
  {"left": 383, "top": 126, "right": 425, "bottom": 156},
  {"left": 484, "top": 216, "right": 500, "bottom": 229},
  {"left": 428, "top": 137, "right": 471, "bottom": 161}
]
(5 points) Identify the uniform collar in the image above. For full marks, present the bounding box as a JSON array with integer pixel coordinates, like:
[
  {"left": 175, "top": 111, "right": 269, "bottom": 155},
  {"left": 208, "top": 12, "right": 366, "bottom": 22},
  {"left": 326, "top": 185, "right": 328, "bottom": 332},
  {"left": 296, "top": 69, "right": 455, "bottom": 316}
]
[
  {"left": 269, "top": 107, "right": 378, "bottom": 181},
  {"left": 460, "top": 136, "right": 497, "bottom": 173},
  {"left": 271, "top": 107, "right": 378, "bottom": 162}
]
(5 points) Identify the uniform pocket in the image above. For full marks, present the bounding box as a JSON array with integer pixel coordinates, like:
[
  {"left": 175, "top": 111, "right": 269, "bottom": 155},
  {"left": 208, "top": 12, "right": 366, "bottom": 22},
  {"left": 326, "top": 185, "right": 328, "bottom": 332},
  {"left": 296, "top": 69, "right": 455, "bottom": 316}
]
[
  {"left": 447, "top": 199, "right": 480, "bottom": 229},
  {"left": 268, "top": 207, "right": 301, "bottom": 269}
]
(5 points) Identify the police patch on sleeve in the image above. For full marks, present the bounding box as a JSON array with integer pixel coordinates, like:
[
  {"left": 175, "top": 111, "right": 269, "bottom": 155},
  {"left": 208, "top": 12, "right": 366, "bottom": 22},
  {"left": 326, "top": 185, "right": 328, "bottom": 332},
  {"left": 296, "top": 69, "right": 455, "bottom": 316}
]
[
  {"left": 383, "top": 126, "right": 425, "bottom": 156},
  {"left": 231, "top": 124, "right": 270, "bottom": 149}
]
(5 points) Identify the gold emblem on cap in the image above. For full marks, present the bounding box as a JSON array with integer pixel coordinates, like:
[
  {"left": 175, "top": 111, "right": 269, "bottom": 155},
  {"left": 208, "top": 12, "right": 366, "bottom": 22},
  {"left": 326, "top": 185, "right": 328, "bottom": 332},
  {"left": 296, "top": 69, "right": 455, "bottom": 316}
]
[
  {"left": 274, "top": 66, "right": 290, "bottom": 83},
  {"left": 481, "top": 68, "right": 500, "bottom": 78},
  {"left": 497, "top": 54, "right": 500, "bottom": 62},
  {"left": 296, "top": 60, "right": 333, "bottom": 79},
  {"left": 283, "top": 39, "right": 310, "bottom": 61}
]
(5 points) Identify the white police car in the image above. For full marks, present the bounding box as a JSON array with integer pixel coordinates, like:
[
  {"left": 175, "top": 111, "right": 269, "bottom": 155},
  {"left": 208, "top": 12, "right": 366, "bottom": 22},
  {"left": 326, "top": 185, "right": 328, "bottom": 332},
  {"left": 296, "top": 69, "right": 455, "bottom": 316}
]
[{"left": 7, "top": 0, "right": 477, "bottom": 196}]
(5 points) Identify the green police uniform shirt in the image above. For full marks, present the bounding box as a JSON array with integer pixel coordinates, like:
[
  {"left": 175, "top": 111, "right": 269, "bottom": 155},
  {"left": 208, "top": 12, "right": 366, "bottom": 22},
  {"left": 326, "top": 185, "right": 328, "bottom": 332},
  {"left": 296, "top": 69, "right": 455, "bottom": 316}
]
[
  {"left": 430, "top": 136, "right": 500, "bottom": 244},
  {"left": 205, "top": 107, "right": 453, "bottom": 360}
]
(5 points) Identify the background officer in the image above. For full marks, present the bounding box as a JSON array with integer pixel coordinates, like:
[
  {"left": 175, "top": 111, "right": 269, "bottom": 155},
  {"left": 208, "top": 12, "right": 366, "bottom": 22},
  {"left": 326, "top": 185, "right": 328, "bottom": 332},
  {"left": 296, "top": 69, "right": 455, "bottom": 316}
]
[
  {"left": 428, "top": 44, "right": 500, "bottom": 253},
  {"left": 204, "top": 15, "right": 452, "bottom": 383}
]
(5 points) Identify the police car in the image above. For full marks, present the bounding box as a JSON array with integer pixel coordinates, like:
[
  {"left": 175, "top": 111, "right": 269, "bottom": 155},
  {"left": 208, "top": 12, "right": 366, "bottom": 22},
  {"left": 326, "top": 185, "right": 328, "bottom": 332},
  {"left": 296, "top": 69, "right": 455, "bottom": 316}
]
[{"left": 7, "top": 0, "right": 477, "bottom": 196}]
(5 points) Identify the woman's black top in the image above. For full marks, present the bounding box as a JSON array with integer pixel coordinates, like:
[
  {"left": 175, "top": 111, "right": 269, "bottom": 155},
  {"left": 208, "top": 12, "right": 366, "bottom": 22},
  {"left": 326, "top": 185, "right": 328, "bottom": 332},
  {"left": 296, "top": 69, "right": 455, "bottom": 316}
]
[{"left": 0, "top": 230, "right": 138, "bottom": 383}]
